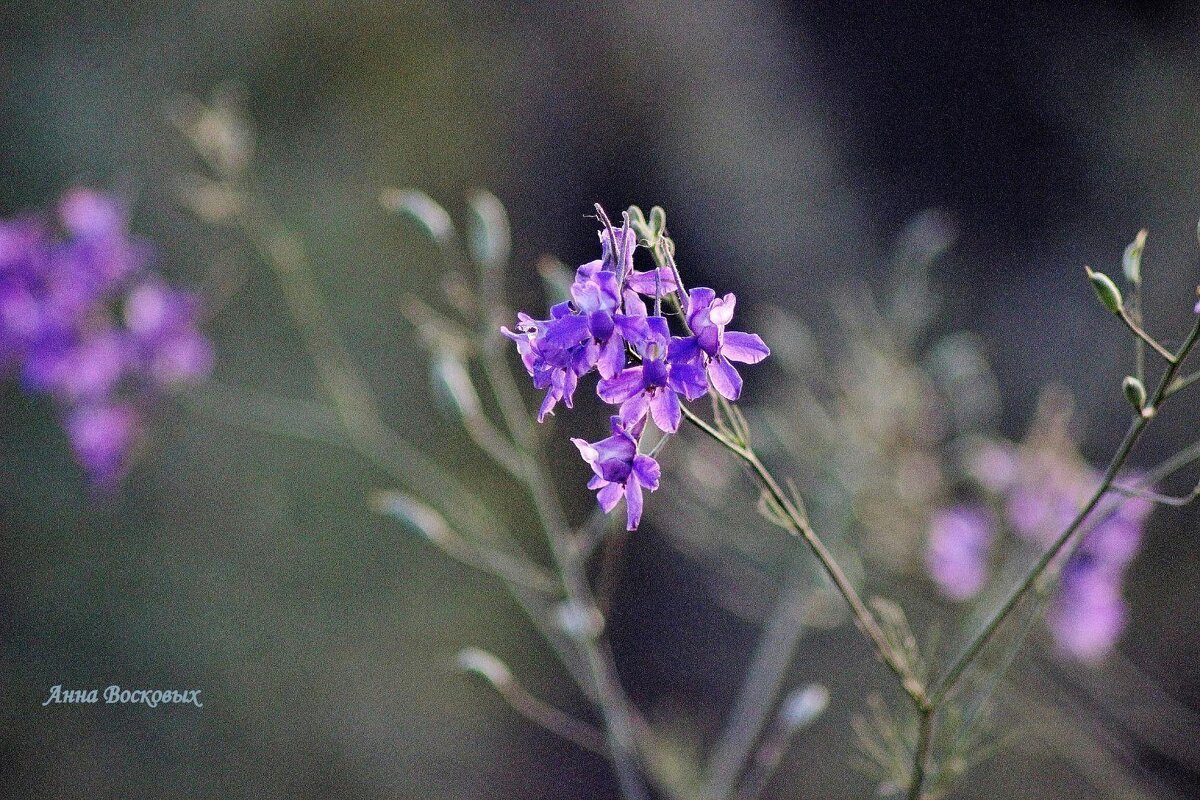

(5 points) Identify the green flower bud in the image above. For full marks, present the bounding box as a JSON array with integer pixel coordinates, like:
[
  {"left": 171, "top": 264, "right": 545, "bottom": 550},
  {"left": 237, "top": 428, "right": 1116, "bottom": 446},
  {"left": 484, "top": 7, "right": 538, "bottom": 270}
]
[
  {"left": 1086, "top": 266, "right": 1123, "bottom": 314},
  {"left": 627, "top": 205, "right": 652, "bottom": 243},
  {"left": 1122, "top": 375, "right": 1146, "bottom": 410},
  {"left": 1122, "top": 228, "right": 1147, "bottom": 285},
  {"left": 648, "top": 205, "right": 667, "bottom": 241}
]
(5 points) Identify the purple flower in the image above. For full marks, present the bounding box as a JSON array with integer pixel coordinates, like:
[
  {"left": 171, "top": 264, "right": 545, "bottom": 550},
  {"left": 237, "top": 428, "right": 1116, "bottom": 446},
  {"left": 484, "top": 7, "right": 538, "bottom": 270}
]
[
  {"left": 596, "top": 315, "right": 707, "bottom": 432},
  {"left": 124, "top": 281, "right": 214, "bottom": 387},
  {"left": 65, "top": 402, "right": 142, "bottom": 487},
  {"left": 677, "top": 287, "right": 770, "bottom": 400},
  {"left": 572, "top": 416, "right": 661, "bottom": 530},
  {"left": 569, "top": 261, "right": 647, "bottom": 379},
  {"left": 926, "top": 505, "right": 994, "bottom": 601},
  {"left": 502, "top": 307, "right": 595, "bottom": 421},
  {"left": 0, "top": 188, "right": 215, "bottom": 486},
  {"left": 1047, "top": 555, "right": 1128, "bottom": 662}
]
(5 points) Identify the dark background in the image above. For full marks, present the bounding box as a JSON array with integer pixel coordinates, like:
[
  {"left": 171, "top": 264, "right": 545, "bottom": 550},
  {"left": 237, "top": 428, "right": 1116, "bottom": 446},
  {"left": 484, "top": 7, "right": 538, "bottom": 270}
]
[{"left": 2, "top": 2, "right": 1199, "bottom": 797}]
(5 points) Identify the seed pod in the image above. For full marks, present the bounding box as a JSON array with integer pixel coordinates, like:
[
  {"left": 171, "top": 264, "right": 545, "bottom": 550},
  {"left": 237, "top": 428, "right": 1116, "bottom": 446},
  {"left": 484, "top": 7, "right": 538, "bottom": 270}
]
[
  {"left": 1086, "top": 267, "right": 1123, "bottom": 314},
  {"left": 1122, "top": 229, "right": 1147, "bottom": 285},
  {"left": 1122, "top": 375, "right": 1146, "bottom": 411}
]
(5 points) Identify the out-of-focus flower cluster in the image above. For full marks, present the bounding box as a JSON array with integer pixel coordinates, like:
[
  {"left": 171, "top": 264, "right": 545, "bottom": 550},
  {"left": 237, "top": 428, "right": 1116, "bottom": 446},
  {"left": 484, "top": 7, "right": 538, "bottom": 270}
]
[
  {"left": 503, "top": 211, "right": 769, "bottom": 530},
  {"left": 0, "top": 189, "right": 214, "bottom": 485},
  {"left": 926, "top": 401, "right": 1152, "bottom": 662}
]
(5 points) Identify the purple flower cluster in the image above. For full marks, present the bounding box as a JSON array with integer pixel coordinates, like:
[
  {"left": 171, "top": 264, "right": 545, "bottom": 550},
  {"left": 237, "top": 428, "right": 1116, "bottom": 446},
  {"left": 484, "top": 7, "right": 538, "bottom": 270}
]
[
  {"left": 0, "top": 189, "right": 214, "bottom": 485},
  {"left": 504, "top": 214, "right": 769, "bottom": 530},
  {"left": 926, "top": 441, "right": 1152, "bottom": 662}
]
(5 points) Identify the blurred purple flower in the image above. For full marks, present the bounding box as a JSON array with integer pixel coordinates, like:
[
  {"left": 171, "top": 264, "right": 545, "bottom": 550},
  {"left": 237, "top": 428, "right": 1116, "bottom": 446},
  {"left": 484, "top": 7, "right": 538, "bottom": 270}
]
[
  {"left": 0, "top": 189, "right": 215, "bottom": 486},
  {"left": 926, "top": 505, "right": 994, "bottom": 601},
  {"left": 65, "top": 403, "right": 142, "bottom": 488},
  {"left": 1047, "top": 555, "right": 1129, "bottom": 662}
]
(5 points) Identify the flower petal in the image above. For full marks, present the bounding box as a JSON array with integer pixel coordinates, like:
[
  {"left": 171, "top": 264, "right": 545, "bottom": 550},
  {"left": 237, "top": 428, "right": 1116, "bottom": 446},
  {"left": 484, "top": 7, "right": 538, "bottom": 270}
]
[
  {"left": 649, "top": 388, "right": 681, "bottom": 433},
  {"left": 708, "top": 356, "right": 743, "bottom": 400},
  {"left": 625, "top": 267, "right": 678, "bottom": 296},
  {"left": 624, "top": 472, "right": 644, "bottom": 530},
  {"left": 667, "top": 361, "right": 709, "bottom": 401},
  {"left": 619, "top": 392, "right": 651, "bottom": 429},
  {"left": 720, "top": 331, "right": 770, "bottom": 364},
  {"left": 597, "top": 481, "right": 624, "bottom": 513},
  {"left": 709, "top": 293, "right": 736, "bottom": 326},
  {"left": 632, "top": 454, "right": 661, "bottom": 492},
  {"left": 597, "top": 367, "right": 645, "bottom": 404},
  {"left": 597, "top": 332, "right": 625, "bottom": 379}
]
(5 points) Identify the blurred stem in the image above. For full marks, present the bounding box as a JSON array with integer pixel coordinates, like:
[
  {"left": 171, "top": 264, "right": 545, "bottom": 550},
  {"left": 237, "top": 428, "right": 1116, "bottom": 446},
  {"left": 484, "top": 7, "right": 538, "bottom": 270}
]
[
  {"left": 474, "top": 665, "right": 611, "bottom": 757},
  {"left": 930, "top": 315, "right": 1200, "bottom": 707},
  {"left": 907, "top": 708, "right": 934, "bottom": 800},
  {"left": 733, "top": 702, "right": 809, "bottom": 800},
  {"left": 705, "top": 577, "right": 815, "bottom": 800}
]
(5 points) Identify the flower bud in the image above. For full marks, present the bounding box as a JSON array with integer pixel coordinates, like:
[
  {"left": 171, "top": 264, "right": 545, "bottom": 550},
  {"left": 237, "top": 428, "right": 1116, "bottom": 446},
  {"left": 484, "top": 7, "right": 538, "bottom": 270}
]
[
  {"left": 554, "top": 599, "right": 605, "bottom": 641},
  {"left": 627, "top": 205, "right": 651, "bottom": 241},
  {"left": 780, "top": 684, "right": 830, "bottom": 730},
  {"left": 372, "top": 491, "right": 451, "bottom": 545},
  {"left": 1086, "top": 267, "right": 1123, "bottom": 314},
  {"left": 457, "top": 648, "right": 513, "bottom": 688},
  {"left": 1122, "top": 229, "right": 1147, "bottom": 285},
  {"left": 648, "top": 205, "right": 667, "bottom": 241},
  {"left": 467, "top": 190, "right": 510, "bottom": 269},
  {"left": 1122, "top": 375, "right": 1146, "bottom": 411},
  {"left": 432, "top": 351, "right": 482, "bottom": 420},
  {"left": 380, "top": 188, "right": 453, "bottom": 244}
]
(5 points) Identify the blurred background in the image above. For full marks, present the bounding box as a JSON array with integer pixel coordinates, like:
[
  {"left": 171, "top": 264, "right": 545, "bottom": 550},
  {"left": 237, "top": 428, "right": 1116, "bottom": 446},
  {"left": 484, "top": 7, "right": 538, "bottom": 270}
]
[{"left": 2, "top": 1, "right": 1200, "bottom": 798}]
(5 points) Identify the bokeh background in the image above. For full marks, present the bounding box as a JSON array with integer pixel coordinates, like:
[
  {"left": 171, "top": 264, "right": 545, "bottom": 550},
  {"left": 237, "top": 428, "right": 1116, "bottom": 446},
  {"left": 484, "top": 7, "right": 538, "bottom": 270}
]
[{"left": 2, "top": 1, "right": 1200, "bottom": 798}]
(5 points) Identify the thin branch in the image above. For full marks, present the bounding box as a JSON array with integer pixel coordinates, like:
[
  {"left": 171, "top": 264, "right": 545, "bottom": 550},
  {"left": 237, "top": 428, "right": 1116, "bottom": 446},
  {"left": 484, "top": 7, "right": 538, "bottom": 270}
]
[
  {"left": 1118, "top": 307, "right": 1176, "bottom": 364},
  {"left": 907, "top": 708, "right": 935, "bottom": 800},
  {"left": 680, "top": 404, "right": 930, "bottom": 711},
  {"left": 459, "top": 648, "right": 611, "bottom": 757},
  {"left": 706, "top": 577, "right": 817, "bottom": 800}
]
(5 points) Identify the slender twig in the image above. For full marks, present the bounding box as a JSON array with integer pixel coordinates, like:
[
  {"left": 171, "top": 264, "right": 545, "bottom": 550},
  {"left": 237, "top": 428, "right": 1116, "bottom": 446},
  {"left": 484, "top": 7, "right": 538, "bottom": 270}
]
[
  {"left": 733, "top": 701, "right": 809, "bottom": 800},
  {"left": 1132, "top": 284, "right": 1146, "bottom": 385},
  {"left": 680, "top": 405, "right": 930, "bottom": 710},
  {"left": 1110, "top": 481, "right": 1200, "bottom": 507},
  {"left": 460, "top": 649, "right": 611, "bottom": 757},
  {"left": 706, "top": 576, "right": 817, "bottom": 800},
  {"left": 1118, "top": 307, "right": 1176, "bottom": 364},
  {"left": 930, "top": 315, "right": 1200, "bottom": 706},
  {"left": 907, "top": 708, "right": 934, "bottom": 800},
  {"left": 1164, "top": 369, "right": 1200, "bottom": 399}
]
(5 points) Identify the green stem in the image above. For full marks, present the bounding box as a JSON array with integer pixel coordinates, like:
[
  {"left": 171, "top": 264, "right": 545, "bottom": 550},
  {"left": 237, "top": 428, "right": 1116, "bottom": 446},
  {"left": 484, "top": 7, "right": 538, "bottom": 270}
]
[
  {"left": 1119, "top": 307, "right": 1176, "bottom": 364},
  {"left": 680, "top": 405, "right": 930, "bottom": 710},
  {"left": 907, "top": 708, "right": 934, "bottom": 800}
]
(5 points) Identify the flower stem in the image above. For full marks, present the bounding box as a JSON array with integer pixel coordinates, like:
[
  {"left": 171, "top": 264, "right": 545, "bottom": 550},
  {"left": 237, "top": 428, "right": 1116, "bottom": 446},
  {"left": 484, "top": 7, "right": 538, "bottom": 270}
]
[
  {"left": 680, "top": 404, "right": 930, "bottom": 711},
  {"left": 907, "top": 707, "right": 934, "bottom": 800},
  {"left": 1119, "top": 307, "right": 1176, "bottom": 364}
]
